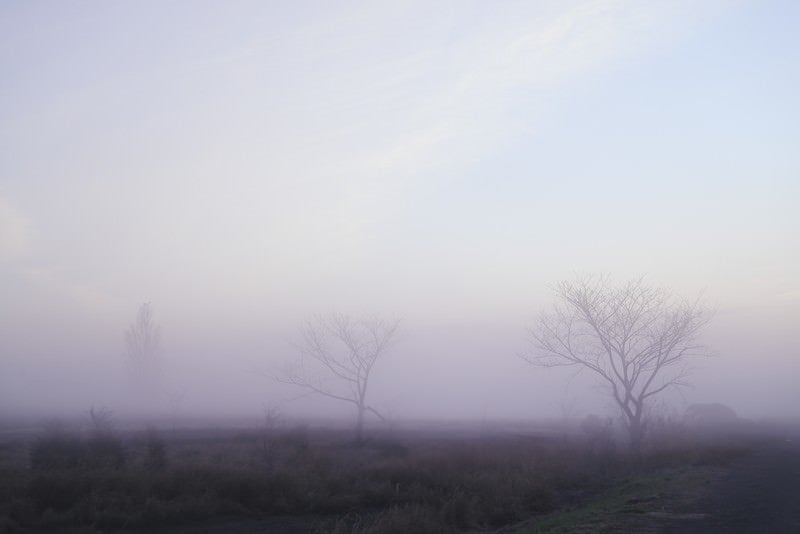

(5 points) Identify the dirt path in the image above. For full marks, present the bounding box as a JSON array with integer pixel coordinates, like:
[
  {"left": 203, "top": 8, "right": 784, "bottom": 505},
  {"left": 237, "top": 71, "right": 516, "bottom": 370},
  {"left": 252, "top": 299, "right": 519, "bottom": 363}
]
[{"left": 661, "top": 435, "right": 800, "bottom": 533}]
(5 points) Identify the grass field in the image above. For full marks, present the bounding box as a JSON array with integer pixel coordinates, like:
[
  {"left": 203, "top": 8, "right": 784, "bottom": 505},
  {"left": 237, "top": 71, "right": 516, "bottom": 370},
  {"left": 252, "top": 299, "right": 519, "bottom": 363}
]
[{"left": 0, "top": 417, "right": 755, "bottom": 533}]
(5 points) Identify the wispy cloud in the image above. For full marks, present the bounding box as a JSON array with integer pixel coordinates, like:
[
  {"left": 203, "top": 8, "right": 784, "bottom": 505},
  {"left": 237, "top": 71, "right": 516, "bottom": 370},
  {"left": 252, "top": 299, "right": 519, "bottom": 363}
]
[
  {"left": 286, "top": 0, "right": 731, "bottom": 228},
  {"left": 0, "top": 0, "right": 747, "bottom": 313}
]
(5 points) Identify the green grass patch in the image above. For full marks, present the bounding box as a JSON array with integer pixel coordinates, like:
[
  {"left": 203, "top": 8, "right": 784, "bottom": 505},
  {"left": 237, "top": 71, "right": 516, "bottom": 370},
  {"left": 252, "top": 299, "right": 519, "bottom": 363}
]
[{"left": 513, "top": 464, "right": 725, "bottom": 533}]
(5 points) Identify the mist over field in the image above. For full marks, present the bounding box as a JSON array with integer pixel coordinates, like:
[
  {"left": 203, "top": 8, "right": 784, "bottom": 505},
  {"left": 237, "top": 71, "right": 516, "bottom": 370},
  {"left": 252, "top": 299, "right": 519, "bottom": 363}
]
[
  {"left": 3, "top": 3, "right": 800, "bottom": 533},
  {"left": 1, "top": 1, "right": 798, "bottom": 426}
]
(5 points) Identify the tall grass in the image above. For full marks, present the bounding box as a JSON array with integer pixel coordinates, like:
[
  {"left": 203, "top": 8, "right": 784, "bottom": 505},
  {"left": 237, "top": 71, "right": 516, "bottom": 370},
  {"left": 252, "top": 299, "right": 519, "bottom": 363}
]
[{"left": 0, "top": 423, "right": 750, "bottom": 532}]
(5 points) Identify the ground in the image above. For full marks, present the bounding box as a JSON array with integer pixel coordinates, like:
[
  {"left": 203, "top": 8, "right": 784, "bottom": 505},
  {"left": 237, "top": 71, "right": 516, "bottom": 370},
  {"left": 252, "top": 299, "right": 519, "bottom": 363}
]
[
  {"left": 513, "top": 425, "right": 800, "bottom": 533},
  {"left": 661, "top": 431, "right": 800, "bottom": 533},
  {"left": 1, "top": 419, "right": 799, "bottom": 533}
]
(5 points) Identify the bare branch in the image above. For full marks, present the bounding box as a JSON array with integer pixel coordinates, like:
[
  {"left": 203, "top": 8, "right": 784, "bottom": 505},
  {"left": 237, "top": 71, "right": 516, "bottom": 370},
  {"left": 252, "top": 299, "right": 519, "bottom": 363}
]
[
  {"left": 273, "top": 313, "right": 399, "bottom": 442},
  {"left": 124, "top": 302, "right": 162, "bottom": 394},
  {"left": 522, "top": 276, "right": 711, "bottom": 450}
]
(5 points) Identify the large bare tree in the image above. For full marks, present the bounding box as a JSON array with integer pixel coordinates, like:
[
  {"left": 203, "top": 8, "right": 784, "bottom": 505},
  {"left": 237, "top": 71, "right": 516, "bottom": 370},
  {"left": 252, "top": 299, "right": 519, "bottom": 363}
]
[
  {"left": 124, "top": 302, "right": 161, "bottom": 395},
  {"left": 277, "top": 313, "right": 399, "bottom": 443},
  {"left": 522, "top": 276, "right": 710, "bottom": 450}
]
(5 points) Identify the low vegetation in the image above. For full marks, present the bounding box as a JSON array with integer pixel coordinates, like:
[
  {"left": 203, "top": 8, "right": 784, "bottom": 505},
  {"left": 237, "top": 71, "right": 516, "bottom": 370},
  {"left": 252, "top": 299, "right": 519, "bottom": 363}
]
[{"left": 0, "top": 420, "right": 751, "bottom": 532}]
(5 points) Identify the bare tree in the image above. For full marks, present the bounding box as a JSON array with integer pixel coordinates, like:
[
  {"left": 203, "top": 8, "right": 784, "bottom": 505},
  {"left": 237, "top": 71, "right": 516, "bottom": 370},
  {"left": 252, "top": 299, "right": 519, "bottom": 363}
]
[
  {"left": 259, "top": 404, "right": 282, "bottom": 466},
  {"left": 88, "top": 406, "right": 116, "bottom": 435},
  {"left": 124, "top": 302, "right": 161, "bottom": 395},
  {"left": 277, "top": 313, "right": 399, "bottom": 443},
  {"left": 522, "top": 276, "right": 710, "bottom": 451}
]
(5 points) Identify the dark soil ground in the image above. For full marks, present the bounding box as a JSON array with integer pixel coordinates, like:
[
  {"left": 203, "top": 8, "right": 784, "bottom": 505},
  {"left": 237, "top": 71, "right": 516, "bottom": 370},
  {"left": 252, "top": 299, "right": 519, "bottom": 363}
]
[
  {"left": 660, "top": 431, "right": 800, "bottom": 533},
  {"left": 513, "top": 426, "right": 800, "bottom": 534}
]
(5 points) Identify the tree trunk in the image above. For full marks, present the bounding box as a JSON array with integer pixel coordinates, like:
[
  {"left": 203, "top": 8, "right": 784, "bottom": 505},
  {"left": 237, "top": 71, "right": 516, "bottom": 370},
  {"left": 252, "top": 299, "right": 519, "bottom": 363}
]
[
  {"left": 355, "top": 404, "right": 365, "bottom": 444},
  {"left": 628, "top": 415, "right": 644, "bottom": 453}
]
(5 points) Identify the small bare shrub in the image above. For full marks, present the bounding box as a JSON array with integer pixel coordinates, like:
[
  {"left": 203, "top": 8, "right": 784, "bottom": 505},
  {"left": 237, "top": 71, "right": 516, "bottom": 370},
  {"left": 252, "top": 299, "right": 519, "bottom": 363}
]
[
  {"left": 88, "top": 406, "right": 115, "bottom": 434},
  {"left": 281, "top": 425, "right": 310, "bottom": 456},
  {"left": 145, "top": 428, "right": 167, "bottom": 471},
  {"left": 259, "top": 404, "right": 282, "bottom": 465},
  {"left": 580, "top": 414, "right": 615, "bottom": 454},
  {"left": 86, "top": 407, "right": 126, "bottom": 469}
]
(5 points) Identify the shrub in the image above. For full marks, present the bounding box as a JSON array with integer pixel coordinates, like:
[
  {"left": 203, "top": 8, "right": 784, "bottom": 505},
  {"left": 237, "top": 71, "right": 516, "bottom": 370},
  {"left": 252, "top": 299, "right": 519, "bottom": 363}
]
[
  {"left": 30, "top": 433, "right": 85, "bottom": 470},
  {"left": 282, "top": 425, "right": 310, "bottom": 455},
  {"left": 86, "top": 434, "right": 126, "bottom": 470},
  {"left": 144, "top": 429, "right": 167, "bottom": 471},
  {"left": 85, "top": 407, "right": 126, "bottom": 470}
]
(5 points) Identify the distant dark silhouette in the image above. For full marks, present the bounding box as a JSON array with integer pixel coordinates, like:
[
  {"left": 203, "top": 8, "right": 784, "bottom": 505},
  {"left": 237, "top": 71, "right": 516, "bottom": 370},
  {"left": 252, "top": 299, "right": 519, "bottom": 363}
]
[
  {"left": 684, "top": 403, "right": 738, "bottom": 426},
  {"left": 124, "top": 302, "right": 162, "bottom": 398},
  {"left": 276, "top": 313, "right": 399, "bottom": 443},
  {"left": 522, "top": 275, "right": 711, "bottom": 451}
]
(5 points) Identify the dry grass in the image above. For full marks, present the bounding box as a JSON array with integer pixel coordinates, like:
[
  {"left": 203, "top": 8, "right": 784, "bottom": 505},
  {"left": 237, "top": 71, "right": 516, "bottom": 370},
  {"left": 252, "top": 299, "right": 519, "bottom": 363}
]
[{"left": 0, "top": 422, "right": 751, "bottom": 532}]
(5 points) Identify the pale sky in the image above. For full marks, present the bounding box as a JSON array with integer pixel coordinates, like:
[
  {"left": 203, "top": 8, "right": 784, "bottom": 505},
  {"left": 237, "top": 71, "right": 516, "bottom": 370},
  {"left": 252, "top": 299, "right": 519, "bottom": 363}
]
[{"left": 1, "top": 1, "right": 798, "bottom": 419}]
